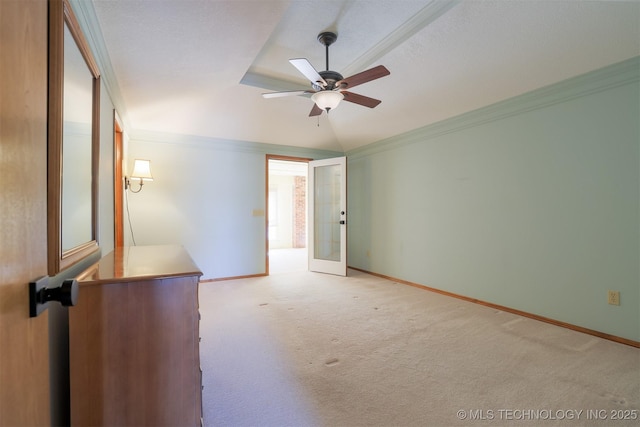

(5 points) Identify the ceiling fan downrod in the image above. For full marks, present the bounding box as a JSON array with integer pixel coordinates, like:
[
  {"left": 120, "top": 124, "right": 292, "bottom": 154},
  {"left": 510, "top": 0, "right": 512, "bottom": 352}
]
[
  {"left": 317, "top": 31, "right": 337, "bottom": 71},
  {"left": 315, "top": 32, "right": 343, "bottom": 92}
]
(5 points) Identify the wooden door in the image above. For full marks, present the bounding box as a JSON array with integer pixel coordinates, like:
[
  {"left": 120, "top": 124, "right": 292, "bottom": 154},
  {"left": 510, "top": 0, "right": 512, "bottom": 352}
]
[{"left": 0, "top": 0, "right": 51, "bottom": 425}]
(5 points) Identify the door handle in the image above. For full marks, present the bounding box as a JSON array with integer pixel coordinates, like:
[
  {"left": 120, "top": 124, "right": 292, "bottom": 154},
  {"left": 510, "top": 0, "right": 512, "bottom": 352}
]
[{"left": 29, "top": 276, "right": 79, "bottom": 317}]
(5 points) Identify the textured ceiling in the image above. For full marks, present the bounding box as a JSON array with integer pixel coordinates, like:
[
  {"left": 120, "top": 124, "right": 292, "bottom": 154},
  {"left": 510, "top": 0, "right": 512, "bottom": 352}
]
[{"left": 90, "top": 0, "right": 640, "bottom": 153}]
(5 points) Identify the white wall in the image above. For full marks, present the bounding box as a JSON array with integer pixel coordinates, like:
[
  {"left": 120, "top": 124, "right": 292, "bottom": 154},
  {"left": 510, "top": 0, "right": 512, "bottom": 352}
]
[
  {"left": 347, "top": 57, "right": 640, "bottom": 342},
  {"left": 269, "top": 174, "right": 295, "bottom": 249},
  {"left": 126, "top": 132, "right": 340, "bottom": 279}
]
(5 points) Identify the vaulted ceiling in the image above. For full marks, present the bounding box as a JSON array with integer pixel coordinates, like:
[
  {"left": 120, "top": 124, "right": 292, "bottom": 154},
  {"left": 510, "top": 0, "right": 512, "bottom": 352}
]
[{"left": 88, "top": 0, "right": 640, "bottom": 153}]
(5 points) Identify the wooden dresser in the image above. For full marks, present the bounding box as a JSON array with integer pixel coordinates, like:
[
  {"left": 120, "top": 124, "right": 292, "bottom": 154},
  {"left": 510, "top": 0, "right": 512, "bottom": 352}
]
[{"left": 70, "top": 245, "right": 203, "bottom": 426}]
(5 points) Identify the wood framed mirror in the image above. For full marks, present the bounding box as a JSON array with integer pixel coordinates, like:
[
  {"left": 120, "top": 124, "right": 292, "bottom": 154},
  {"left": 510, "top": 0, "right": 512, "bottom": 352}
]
[{"left": 48, "top": 0, "right": 100, "bottom": 274}]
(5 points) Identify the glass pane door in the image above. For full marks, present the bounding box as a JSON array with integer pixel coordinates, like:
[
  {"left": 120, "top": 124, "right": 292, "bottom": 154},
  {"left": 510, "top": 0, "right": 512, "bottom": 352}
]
[{"left": 308, "top": 157, "right": 346, "bottom": 276}]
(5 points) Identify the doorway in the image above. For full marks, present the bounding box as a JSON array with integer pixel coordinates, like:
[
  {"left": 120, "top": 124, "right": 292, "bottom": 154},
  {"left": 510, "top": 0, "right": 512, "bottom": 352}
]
[{"left": 266, "top": 156, "right": 310, "bottom": 274}]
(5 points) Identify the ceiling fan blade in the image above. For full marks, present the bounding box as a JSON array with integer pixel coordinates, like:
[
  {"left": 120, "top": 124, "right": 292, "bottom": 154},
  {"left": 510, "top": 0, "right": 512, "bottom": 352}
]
[
  {"left": 309, "top": 103, "right": 323, "bottom": 117},
  {"left": 290, "top": 58, "right": 327, "bottom": 87},
  {"left": 342, "top": 91, "right": 382, "bottom": 108},
  {"left": 337, "top": 65, "right": 390, "bottom": 90},
  {"left": 262, "top": 90, "right": 313, "bottom": 99}
]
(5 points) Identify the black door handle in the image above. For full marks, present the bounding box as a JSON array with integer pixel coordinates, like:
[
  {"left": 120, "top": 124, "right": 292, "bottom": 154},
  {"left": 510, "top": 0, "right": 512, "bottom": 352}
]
[{"left": 29, "top": 277, "right": 79, "bottom": 317}]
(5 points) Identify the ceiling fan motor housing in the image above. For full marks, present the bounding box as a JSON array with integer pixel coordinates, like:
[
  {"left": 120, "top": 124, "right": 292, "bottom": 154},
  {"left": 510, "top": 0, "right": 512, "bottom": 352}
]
[{"left": 313, "top": 70, "right": 344, "bottom": 91}]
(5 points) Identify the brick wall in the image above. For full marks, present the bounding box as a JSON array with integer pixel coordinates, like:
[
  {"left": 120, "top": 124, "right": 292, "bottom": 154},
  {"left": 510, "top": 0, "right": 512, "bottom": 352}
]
[{"left": 293, "top": 176, "right": 306, "bottom": 248}]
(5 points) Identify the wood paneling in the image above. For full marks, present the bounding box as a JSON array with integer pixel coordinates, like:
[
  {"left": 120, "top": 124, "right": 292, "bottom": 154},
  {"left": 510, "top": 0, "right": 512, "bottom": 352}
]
[{"left": 0, "top": 0, "right": 51, "bottom": 425}]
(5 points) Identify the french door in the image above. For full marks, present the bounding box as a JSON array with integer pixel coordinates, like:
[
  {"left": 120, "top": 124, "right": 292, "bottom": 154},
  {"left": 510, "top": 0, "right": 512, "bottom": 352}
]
[{"left": 308, "top": 156, "right": 347, "bottom": 276}]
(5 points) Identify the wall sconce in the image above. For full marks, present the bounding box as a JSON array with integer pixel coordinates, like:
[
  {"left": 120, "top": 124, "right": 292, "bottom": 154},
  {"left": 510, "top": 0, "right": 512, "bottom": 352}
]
[{"left": 125, "top": 159, "right": 153, "bottom": 193}]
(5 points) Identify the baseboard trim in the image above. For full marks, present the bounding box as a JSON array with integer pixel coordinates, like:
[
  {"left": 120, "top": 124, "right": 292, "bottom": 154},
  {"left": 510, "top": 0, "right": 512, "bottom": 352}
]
[
  {"left": 201, "top": 273, "right": 267, "bottom": 283},
  {"left": 349, "top": 267, "right": 640, "bottom": 348}
]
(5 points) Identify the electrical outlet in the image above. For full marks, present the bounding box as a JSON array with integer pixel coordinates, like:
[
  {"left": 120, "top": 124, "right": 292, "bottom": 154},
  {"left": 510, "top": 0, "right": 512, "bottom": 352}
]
[{"left": 607, "top": 290, "right": 620, "bottom": 306}]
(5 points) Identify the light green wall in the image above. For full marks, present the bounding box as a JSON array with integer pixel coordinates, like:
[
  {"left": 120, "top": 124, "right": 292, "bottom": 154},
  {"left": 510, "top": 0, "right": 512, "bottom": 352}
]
[
  {"left": 127, "top": 131, "right": 341, "bottom": 279},
  {"left": 347, "top": 57, "right": 640, "bottom": 342},
  {"left": 70, "top": 0, "right": 638, "bottom": 341}
]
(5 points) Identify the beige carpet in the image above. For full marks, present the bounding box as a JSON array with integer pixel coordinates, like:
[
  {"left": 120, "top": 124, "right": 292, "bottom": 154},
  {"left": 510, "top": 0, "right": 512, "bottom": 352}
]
[{"left": 199, "top": 268, "right": 639, "bottom": 427}]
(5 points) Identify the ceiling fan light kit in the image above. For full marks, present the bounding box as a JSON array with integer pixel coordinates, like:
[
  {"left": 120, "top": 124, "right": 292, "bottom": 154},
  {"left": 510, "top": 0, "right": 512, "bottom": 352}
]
[
  {"left": 262, "top": 31, "right": 390, "bottom": 117},
  {"left": 312, "top": 90, "right": 344, "bottom": 112}
]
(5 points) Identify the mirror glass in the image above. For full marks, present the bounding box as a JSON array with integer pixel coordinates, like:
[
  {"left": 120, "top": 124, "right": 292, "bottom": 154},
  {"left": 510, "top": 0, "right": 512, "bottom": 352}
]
[{"left": 62, "top": 22, "right": 93, "bottom": 252}]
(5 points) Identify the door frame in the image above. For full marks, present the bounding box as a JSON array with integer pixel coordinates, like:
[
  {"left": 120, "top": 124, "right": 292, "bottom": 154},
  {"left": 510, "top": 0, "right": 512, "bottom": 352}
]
[
  {"left": 265, "top": 155, "right": 312, "bottom": 275},
  {"left": 114, "top": 112, "right": 124, "bottom": 247}
]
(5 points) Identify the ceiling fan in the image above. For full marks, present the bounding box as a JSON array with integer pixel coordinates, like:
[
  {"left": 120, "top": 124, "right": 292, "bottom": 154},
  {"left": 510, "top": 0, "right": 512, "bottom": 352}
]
[{"left": 262, "top": 31, "right": 390, "bottom": 117}]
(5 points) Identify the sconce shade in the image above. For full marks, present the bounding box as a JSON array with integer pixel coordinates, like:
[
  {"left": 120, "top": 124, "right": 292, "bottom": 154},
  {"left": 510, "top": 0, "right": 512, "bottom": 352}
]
[
  {"left": 131, "top": 159, "right": 153, "bottom": 181},
  {"left": 311, "top": 90, "right": 344, "bottom": 111}
]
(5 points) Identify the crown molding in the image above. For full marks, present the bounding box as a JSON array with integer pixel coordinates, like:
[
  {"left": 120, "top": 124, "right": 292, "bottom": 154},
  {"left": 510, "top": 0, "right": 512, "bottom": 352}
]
[
  {"left": 341, "top": 0, "right": 461, "bottom": 78},
  {"left": 67, "top": 0, "right": 130, "bottom": 130},
  {"left": 348, "top": 56, "right": 640, "bottom": 159},
  {"left": 129, "top": 129, "right": 343, "bottom": 158},
  {"left": 241, "top": 0, "right": 461, "bottom": 92}
]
